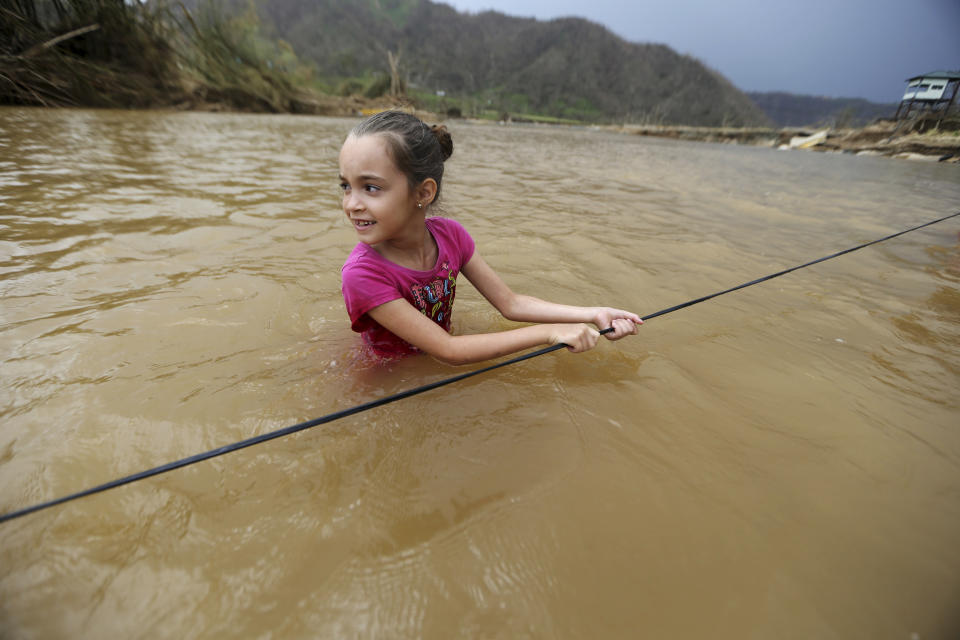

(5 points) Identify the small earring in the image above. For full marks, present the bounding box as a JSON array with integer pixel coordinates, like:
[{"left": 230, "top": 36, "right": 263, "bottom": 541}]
[{"left": 417, "top": 202, "right": 423, "bottom": 209}]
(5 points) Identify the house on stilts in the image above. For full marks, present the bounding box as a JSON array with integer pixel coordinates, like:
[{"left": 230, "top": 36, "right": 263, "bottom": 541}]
[{"left": 894, "top": 71, "right": 960, "bottom": 128}]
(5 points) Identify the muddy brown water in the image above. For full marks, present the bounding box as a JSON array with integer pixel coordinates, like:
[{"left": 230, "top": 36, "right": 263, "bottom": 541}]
[{"left": 1, "top": 108, "right": 959, "bottom": 639}]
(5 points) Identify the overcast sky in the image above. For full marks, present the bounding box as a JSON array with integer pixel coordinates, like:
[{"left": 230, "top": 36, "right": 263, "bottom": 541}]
[{"left": 442, "top": 0, "right": 960, "bottom": 103}]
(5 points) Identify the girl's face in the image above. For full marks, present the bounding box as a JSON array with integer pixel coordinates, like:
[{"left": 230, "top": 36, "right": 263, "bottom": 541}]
[{"left": 338, "top": 134, "right": 419, "bottom": 246}]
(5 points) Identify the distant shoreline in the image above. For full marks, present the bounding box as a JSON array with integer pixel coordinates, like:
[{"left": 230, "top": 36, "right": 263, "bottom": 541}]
[
  {"left": 6, "top": 102, "right": 958, "bottom": 163},
  {"left": 413, "top": 108, "right": 960, "bottom": 163},
  {"left": 610, "top": 122, "right": 960, "bottom": 163}
]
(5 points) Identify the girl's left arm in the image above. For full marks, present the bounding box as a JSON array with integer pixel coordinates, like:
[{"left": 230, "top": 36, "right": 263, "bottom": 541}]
[{"left": 461, "top": 251, "right": 642, "bottom": 340}]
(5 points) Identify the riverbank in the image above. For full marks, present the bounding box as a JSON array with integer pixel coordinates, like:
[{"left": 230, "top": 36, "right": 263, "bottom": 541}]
[{"left": 617, "top": 121, "right": 960, "bottom": 163}]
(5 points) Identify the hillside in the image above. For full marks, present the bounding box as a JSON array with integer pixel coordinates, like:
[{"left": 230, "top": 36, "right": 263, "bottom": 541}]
[
  {"left": 747, "top": 92, "right": 898, "bottom": 128},
  {"left": 253, "top": 0, "right": 771, "bottom": 126},
  {"left": 4, "top": 0, "right": 769, "bottom": 126}
]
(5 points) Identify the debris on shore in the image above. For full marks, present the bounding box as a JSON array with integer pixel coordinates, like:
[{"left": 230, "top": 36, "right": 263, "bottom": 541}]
[{"left": 619, "top": 120, "right": 960, "bottom": 163}]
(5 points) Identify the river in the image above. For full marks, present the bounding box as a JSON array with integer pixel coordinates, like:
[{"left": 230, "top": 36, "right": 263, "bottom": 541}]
[{"left": 1, "top": 107, "right": 959, "bottom": 639}]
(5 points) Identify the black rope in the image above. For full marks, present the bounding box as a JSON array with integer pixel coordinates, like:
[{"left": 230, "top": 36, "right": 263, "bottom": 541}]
[{"left": 1, "top": 211, "right": 957, "bottom": 524}]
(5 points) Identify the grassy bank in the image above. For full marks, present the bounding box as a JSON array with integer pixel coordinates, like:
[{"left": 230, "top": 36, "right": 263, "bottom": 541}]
[
  {"left": 1, "top": 0, "right": 178, "bottom": 107},
  {"left": 0, "top": 0, "right": 342, "bottom": 113}
]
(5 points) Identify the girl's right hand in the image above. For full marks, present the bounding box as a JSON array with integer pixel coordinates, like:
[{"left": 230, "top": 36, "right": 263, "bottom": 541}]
[
  {"left": 592, "top": 307, "right": 642, "bottom": 340},
  {"left": 548, "top": 323, "right": 600, "bottom": 353}
]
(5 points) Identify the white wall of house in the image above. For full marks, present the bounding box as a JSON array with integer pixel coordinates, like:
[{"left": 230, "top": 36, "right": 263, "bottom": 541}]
[{"left": 902, "top": 77, "right": 949, "bottom": 101}]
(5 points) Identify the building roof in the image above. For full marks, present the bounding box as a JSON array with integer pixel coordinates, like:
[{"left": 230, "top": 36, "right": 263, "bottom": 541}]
[{"left": 906, "top": 70, "right": 960, "bottom": 82}]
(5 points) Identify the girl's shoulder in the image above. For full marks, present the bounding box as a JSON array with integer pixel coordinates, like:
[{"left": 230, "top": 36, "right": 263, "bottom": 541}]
[
  {"left": 426, "top": 217, "right": 475, "bottom": 257},
  {"left": 426, "top": 216, "right": 469, "bottom": 235},
  {"left": 342, "top": 242, "right": 377, "bottom": 272}
]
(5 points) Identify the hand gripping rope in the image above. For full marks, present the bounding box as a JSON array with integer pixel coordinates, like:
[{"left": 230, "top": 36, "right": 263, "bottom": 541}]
[{"left": 1, "top": 211, "right": 957, "bottom": 524}]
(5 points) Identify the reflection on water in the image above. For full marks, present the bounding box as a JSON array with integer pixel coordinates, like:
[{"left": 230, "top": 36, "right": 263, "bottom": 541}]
[{"left": 1, "top": 107, "right": 959, "bottom": 638}]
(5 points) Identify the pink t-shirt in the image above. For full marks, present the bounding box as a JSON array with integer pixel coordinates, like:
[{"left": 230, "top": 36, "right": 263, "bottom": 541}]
[{"left": 341, "top": 217, "right": 476, "bottom": 357}]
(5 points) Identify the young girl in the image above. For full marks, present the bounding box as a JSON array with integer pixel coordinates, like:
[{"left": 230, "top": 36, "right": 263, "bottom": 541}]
[{"left": 340, "top": 110, "right": 641, "bottom": 365}]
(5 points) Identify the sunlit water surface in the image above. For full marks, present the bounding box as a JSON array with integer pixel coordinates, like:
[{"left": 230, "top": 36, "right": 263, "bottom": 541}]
[{"left": 1, "top": 108, "right": 959, "bottom": 639}]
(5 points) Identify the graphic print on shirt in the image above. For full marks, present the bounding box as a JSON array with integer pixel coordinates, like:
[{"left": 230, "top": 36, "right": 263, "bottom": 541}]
[{"left": 409, "top": 262, "right": 457, "bottom": 329}]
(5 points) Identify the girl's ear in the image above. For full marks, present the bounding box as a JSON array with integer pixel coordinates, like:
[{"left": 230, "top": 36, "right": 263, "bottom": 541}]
[{"left": 416, "top": 178, "right": 438, "bottom": 207}]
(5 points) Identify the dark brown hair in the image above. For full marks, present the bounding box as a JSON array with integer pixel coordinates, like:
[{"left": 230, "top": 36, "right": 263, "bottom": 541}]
[{"left": 350, "top": 110, "right": 453, "bottom": 202}]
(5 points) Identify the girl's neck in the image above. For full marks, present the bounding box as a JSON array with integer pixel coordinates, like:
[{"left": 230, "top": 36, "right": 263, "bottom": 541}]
[{"left": 374, "top": 218, "right": 438, "bottom": 271}]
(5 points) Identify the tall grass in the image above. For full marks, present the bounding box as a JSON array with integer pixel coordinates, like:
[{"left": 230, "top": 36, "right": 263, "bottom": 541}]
[
  {"left": 0, "top": 0, "right": 322, "bottom": 111},
  {"left": 1, "top": 0, "right": 178, "bottom": 106},
  {"left": 175, "top": 2, "right": 319, "bottom": 112}
]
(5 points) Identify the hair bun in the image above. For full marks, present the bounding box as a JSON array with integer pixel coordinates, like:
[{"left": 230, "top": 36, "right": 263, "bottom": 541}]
[{"left": 431, "top": 124, "right": 453, "bottom": 161}]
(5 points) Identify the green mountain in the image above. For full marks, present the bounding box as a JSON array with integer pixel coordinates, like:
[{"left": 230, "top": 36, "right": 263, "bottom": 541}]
[
  {"left": 253, "top": 0, "right": 771, "bottom": 126},
  {"left": 747, "top": 92, "right": 898, "bottom": 128}
]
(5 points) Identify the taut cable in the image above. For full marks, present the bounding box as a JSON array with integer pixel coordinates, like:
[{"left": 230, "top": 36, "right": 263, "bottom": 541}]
[{"left": 1, "top": 211, "right": 957, "bottom": 524}]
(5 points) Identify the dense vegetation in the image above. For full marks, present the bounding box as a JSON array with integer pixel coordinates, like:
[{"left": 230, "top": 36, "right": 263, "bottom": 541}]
[
  {"left": 1, "top": 0, "right": 179, "bottom": 107},
  {"left": 253, "top": 0, "right": 770, "bottom": 126},
  {"left": 747, "top": 92, "right": 898, "bottom": 128},
  {"left": 1, "top": 0, "right": 323, "bottom": 111}
]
